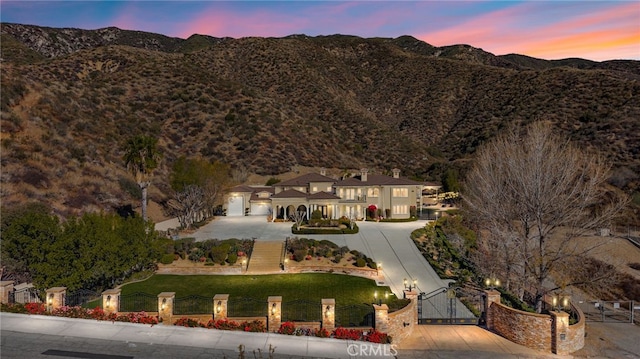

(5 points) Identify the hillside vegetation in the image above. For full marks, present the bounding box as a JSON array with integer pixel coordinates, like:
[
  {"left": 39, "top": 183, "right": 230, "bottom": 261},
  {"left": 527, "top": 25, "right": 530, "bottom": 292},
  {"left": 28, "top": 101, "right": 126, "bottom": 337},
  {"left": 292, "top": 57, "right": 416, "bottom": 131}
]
[{"left": 1, "top": 23, "right": 638, "bottom": 221}]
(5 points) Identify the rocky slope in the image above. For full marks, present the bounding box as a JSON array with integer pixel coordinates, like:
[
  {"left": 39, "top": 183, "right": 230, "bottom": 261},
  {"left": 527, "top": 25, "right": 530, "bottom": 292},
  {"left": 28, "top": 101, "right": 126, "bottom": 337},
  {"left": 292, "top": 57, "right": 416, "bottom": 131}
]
[{"left": 1, "top": 23, "right": 638, "bottom": 220}]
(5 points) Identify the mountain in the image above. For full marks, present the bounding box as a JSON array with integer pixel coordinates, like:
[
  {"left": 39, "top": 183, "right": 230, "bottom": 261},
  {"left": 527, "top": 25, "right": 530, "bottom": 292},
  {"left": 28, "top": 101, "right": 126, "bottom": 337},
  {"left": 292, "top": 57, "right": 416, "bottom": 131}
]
[{"left": 1, "top": 23, "right": 638, "bottom": 220}]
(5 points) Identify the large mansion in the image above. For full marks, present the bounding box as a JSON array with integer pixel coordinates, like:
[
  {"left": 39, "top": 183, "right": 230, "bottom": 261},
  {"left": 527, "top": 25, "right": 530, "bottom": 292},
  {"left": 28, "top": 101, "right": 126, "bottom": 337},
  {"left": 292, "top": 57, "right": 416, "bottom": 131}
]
[{"left": 225, "top": 168, "right": 423, "bottom": 220}]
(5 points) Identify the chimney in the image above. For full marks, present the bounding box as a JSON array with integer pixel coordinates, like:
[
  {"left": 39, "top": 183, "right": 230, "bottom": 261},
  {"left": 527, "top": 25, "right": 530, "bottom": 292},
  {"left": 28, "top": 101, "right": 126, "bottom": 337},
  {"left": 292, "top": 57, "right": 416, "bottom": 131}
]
[
  {"left": 320, "top": 167, "right": 326, "bottom": 176},
  {"left": 361, "top": 168, "right": 368, "bottom": 182},
  {"left": 392, "top": 168, "right": 400, "bottom": 179}
]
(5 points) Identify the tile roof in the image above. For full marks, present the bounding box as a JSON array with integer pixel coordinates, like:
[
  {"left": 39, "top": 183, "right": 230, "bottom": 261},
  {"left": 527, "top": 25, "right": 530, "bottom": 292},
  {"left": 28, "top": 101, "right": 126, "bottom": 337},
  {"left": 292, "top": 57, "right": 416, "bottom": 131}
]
[
  {"left": 229, "top": 184, "right": 256, "bottom": 193},
  {"left": 308, "top": 191, "right": 341, "bottom": 200},
  {"left": 270, "top": 189, "right": 309, "bottom": 199},
  {"left": 276, "top": 173, "right": 337, "bottom": 187},
  {"left": 336, "top": 174, "right": 421, "bottom": 186}
]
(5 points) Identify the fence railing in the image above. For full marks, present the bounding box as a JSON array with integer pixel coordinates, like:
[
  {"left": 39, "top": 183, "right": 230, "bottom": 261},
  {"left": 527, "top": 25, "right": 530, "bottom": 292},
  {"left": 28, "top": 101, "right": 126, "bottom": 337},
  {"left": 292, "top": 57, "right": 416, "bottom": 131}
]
[
  {"left": 228, "top": 297, "right": 267, "bottom": 317},
  {"left": 174, "top": 295, "right": 212, "bottom": 315},
  {"left": 281, "top": 299, "right": 321, "bottom": 322},
  {"left": 334, "top": 304, "right": 374, "bottom": 327},
  {"left": 120, "top": 292, "right": 157, "bottom": 312}
]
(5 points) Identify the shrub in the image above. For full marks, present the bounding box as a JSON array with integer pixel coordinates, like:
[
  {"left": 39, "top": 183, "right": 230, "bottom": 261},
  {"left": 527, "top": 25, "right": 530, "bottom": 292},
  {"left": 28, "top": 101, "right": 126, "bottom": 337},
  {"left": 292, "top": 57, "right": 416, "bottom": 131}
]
[
  {"left": 315, "top": 328, "right": 330, "bottom": 338},
  {"left": 364, "top": 329, "right": 391, "bottom": 344},
  {"left": 293, "top": 249, "right": 307, "bottom": 262},
  {"left": 174, "top": 317, "right": 204, "bottom": 327},
  {"left": 227, "top": 252, "right": 238, "bottom": 264},
  {"left": 333, "top": 255, "right": 342, "bottom": 263},
  {"left": 367, "top": 261, "right": 377, "bottom": 270},
  {"left": 25, "top": 302, "right": 46, "bottom": 315},
  {"left": 242, "top": 320, "right": 266, "bottom": 332},
  {"left": 277, "top": 321, "right": 296, "bottom": 335},
  {"left": 355, "top": 258, "right": 366, "bottom": 267},
  {"left": 206, "top": 318, "right": 240, "bottom": 330},
  {"left": 160, "top": 253, "right": 175, "bottom": 264},
  {"left": 333, "top": 327, "right": 362, "bottom": 340}
]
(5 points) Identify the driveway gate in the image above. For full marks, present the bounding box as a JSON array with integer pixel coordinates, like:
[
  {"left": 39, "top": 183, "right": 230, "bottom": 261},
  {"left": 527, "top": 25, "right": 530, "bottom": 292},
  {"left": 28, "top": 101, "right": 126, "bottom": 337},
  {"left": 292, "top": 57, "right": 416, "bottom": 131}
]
[
  {"left": 418, "top": 287, "right": 480, "bottom": 325},
  {"left": 577, "top": 300, "right": 637, "bottom": 323}
]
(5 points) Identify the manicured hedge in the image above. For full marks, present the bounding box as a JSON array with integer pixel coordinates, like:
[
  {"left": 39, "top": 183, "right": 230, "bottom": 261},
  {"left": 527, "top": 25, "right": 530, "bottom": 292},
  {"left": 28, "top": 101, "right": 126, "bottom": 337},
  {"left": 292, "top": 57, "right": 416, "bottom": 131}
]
[{"left": 291, "top": 223, "right": 359, "bottom": 235}]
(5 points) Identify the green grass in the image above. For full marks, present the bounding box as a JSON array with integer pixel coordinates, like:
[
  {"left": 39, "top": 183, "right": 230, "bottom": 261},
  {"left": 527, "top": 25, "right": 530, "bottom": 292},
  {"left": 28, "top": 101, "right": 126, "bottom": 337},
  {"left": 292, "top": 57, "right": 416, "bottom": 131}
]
[
  {"left": 89, "top": 273, "right": 406, "bottom": 326},
  {"left": 121, "top": 273, "right": 388, "bottom": 305}
]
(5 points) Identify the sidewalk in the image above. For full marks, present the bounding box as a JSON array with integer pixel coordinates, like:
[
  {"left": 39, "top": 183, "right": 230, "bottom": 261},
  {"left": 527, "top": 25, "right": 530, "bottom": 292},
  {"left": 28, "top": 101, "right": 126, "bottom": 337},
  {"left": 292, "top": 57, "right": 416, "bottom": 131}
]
[{"left": 1, "top": 313, "right": 561, "bottom": 359}]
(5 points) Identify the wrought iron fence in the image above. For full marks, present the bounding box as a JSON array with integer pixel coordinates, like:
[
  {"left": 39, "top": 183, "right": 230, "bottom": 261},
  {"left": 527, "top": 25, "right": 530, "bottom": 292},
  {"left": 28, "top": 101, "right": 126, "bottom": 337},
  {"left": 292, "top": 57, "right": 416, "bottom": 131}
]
[
  {"left": 174, "top": 295, "right": 212, "bottom": 315},
  {"left": 65, "top": 289, "right": 100, "bottom": 307},
  {"left": 418, "top": 287, "right": 478, "bottom": 325},
  {"left": 281, "top": 299, "right": 321, "bottom": 322},
  {"left": 334, "top": 304, "right": 374, "bottom": 327},
  {"left": 12, "top": 287, "right": 43, "bottom": 304},
  {"left": 119, "top": 292, "right": 157, "bottom": 312},
  {"left": 228, "top": 297, "right": 266, "bottom": 317}
]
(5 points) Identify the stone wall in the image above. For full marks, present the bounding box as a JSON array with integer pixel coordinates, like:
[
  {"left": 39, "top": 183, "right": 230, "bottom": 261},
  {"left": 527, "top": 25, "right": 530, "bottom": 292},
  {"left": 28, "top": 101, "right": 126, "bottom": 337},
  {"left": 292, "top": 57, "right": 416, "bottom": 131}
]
[
  {"left": 156, "top": 266, "right": 241, "bottom": 275},
  {"left": 556, "top": 305, "right": 586, "bottom": 355},
  {"left": 385, "top": 296, "right": 416, "bottom": 344},
  {"left": 285, "top": 266, "right": 379, "bottom": 279},
  {"left": 490, "top": 302, "right": 552, "bottom": 352}
]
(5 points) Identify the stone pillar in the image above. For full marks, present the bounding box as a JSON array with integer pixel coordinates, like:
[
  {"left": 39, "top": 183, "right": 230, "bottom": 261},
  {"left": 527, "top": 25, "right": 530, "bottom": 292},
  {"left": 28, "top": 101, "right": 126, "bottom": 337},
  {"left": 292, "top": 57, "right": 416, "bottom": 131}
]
[
  {"left": 374, "top": 303, "right": 389, "bottom": 333},
  {"left": 46, "top": 287, "right": 67, "bottom": 312},
  {"left": 102, "top": 289, "right": 121, "bottom": 315},
  {"left": 321, "top": 298, "right": 335, "bottom": 331},
  {"left": 404, "top": 290, "right": 418, "bottom": 325},
  {"left": 551, "top": 311, "right": 570, "bottom": 355},
  {"left": 267, "top": 296, "right": 282, "bottom": 332},
  {"left": 158, "top": 292, "right": 175, "bottom": 325},
  {"left": 485, "top": 289, "right": 501, "bottom": 330},
  {"left": 213, "top": 294, "right": 229, "bottom": 320},
  {"left": 0, "top": 281, "right": 14, "bottom": 304}
]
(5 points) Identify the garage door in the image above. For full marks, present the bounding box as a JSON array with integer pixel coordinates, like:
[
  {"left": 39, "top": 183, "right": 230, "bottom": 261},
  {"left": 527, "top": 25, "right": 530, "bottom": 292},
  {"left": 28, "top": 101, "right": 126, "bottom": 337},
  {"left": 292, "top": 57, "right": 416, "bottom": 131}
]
[
  {"left": 227, "top": 196, "right": 244, "bottom": 216},
  {"left": 250, "top": 202, "right": 271, "bottom": 216}
]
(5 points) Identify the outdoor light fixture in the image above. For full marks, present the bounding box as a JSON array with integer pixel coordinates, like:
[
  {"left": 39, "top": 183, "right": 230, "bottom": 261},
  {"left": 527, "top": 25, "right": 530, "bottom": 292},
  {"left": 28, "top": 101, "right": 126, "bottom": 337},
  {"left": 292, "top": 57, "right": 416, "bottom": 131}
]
[
  {"left": 403, "top": 278, "right": 417, "bottom": 291},
  {"left": 216, "top": 301, "right": 222, "bottom": 314},
  {"left": 385, "top": 291, "right": 389, "bottom": 302},
  {"left": 552, "top": 294, "right": 571, "bottom": 312},
  {"left": 485, "top": 276, "right": 500, "bottom": 290},
  {"left": 106, "top": 295, "right": 112, "bottom": 309},
  {"left": 161, "top": 298, "right": 167, "bottom": 311},
  {"left": 324, "top": 305, "right": 332, "bottom": 318},
  {"left": 271, "top": 303, "right": 277, "bottom": 316},
  {"left": 48, "top": 293, "right": 54, "bottom": 305}
]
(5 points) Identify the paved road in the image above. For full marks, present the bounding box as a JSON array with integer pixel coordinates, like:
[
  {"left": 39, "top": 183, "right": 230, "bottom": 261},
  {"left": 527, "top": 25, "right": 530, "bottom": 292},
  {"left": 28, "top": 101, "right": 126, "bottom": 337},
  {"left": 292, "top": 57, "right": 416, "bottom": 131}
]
[{"left": 184, "top": 217, "right": 447, "bottom": 298}]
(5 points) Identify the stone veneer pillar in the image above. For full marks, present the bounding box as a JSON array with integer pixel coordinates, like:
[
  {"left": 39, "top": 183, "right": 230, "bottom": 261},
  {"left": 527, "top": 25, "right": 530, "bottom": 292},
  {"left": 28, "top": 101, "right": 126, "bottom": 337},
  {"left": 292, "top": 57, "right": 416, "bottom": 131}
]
[
  {"left": 484, "top": 289, "right": 501, "bottom": 330},
  {"left": 102, "top": 289, "right": 121, "bottom": 315},
  {"left": 403, "top": 290, "right": 418, "bottom": 326},
  {"left": 374, "top": 303, "right": 389, "bottom": 333},
  {"left": 267, "top": 296, "right": 282, "bottom": 332},
  {"left": 158, "top": 292, "right": 175, "bottom": 325},
  {"left": 46, "top": 287, "right": 67, "bottom": 312},
  {"left": 0, "top": 281, "right": 14, "bottom": 304},
  {"left": 321, "top": 298, "right": 335, "bottom": 331},
  {"left": 213, "top": 294, "right": 229, "bottom": 320},
  {"left": 551, "top": 310, "right": 570, "bottom": 355}
]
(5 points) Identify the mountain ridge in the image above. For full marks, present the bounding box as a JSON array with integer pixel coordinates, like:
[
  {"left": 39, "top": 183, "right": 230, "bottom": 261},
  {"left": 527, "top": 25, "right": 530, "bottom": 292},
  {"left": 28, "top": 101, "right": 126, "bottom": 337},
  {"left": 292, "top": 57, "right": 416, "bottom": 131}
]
[{"left": 1, "top": 23, "right": 638, "bottom": 221}]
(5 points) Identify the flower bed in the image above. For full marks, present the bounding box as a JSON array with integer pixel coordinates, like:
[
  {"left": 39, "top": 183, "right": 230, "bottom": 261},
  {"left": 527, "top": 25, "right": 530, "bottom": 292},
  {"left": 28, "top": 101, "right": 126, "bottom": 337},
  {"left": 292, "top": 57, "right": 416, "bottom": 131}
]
[
  {"left": 0, "top": 302, "right": 158, "bottom": 325},
  {"left": 173, "top": 317, "right": 266, "bottom": 332},
  {"left": 278, "top": 322, "right": 390, "bottom": 343}
]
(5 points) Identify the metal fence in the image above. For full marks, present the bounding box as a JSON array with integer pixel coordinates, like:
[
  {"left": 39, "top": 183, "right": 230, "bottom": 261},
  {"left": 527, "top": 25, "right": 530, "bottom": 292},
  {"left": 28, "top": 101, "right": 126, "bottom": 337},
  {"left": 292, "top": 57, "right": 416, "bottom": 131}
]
[
  {"left": 65, "top": 289, "right": 100, "bottom": 307},
  {"left": 11, "top": 287, "right": 43, "bottom": 304},
  {"left": 174, "top": 295, "right": 212, "bottom": 315},
  {"left": 576, "top": 300, "right": 637, "bottom": 323},
  {"left": 228, "top": 297, "right": 267, "bottom": 317},
  {"left": 418, "top": 287, "right": 479, "bottom": 325},
  {"left": 281, "top": 299, "right": 321, "bottom": 322},
  {"left": 119, "top": 292, "right": 157, "bottom": 312},
  {"left": 334, "top": 304, "right": 374, "bottom": 327}
]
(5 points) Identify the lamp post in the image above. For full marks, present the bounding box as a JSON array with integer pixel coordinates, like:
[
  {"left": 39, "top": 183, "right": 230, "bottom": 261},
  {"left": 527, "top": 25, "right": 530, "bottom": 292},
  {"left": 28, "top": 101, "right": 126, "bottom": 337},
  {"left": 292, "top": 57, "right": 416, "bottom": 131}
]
[
  {"left": 552, "top": 293, "right": 571, "bottom": 312},
  {"left": 404, "top": 278, "right": 417, "bottom": 291},
  {"left": 485, "top": 276, "right": 500, "bottom": 290}
]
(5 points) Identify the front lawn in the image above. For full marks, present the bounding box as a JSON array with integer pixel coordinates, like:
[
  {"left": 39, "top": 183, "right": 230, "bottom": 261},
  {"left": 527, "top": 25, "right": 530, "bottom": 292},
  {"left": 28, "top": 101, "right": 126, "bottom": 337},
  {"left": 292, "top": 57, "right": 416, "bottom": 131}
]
[{"left": 120, "top": 273, "right": 391, "bottom": 305}]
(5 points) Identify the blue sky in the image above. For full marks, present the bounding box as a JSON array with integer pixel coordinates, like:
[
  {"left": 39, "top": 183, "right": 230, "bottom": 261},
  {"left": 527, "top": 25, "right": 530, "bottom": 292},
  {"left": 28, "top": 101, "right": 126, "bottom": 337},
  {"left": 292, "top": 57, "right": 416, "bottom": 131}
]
[{"left": 1, "top": 1, "right": 639, "bottom": 61}]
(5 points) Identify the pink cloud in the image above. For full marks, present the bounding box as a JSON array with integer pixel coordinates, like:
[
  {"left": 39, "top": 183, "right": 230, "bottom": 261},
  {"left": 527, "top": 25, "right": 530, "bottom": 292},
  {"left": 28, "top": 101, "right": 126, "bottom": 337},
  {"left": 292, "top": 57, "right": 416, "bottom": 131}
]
[{"left": 415, "top": 2, "right": 640, "bottom": 61}]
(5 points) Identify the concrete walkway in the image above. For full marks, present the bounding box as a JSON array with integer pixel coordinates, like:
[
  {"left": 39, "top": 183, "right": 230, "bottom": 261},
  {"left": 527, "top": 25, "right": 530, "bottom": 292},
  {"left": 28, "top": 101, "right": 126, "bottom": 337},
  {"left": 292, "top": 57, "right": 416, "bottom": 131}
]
[
  {"left": 0, "top": 313, "right": 562, "bottom": 359},
  {"left": 247, "top": 241, "right": 284, "bottom": 274}
]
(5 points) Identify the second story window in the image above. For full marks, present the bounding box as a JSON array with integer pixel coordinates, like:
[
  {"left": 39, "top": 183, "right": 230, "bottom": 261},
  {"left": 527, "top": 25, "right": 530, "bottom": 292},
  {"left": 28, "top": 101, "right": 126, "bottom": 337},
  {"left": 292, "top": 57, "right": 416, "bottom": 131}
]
[
  {"left": 392, "top": 188, "right": 408, "bottom": 197},
  {"left": 367, "top": 188, "right": 379, "bottom": 197}
]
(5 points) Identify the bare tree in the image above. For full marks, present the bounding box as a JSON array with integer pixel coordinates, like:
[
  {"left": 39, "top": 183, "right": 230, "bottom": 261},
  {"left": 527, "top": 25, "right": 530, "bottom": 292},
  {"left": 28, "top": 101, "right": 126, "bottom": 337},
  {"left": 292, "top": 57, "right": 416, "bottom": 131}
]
[
  {"left": 464, "top": 121, "right": 627, "bottom": 312},
  {"left": 170, "top": 185, "right": 205, "bottom": 229},
  {"left": 290, "top": 210, "right": 306, "bottom": 230}
]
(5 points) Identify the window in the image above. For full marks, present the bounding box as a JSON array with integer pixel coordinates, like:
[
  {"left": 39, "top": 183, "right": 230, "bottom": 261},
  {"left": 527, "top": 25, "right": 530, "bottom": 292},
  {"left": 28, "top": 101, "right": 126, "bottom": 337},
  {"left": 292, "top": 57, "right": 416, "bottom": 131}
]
[
  {"left": 393, "top": 205, "right": 408, "bottom": 215},
  {"left": 367, "top": 188, "right": 379, "bottom": 197},
  {"left": 327, "top": 186, "right": 332, "bottom": 192},
  {"left": 312, "top": 186, "right": 318, "bottom": 192},
  {"left": 344, "top": 188, "right": 355, "bottom": 200},
  {"left": 392, "top": 188, "right": 408, "bottom": 197}
]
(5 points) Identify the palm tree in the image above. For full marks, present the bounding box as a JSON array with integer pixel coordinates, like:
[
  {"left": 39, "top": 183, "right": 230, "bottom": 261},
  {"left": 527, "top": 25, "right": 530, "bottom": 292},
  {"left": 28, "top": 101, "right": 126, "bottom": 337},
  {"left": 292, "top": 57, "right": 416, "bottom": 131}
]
[{"left": 123, "top": 135, "right": 161, "bottom": 221}]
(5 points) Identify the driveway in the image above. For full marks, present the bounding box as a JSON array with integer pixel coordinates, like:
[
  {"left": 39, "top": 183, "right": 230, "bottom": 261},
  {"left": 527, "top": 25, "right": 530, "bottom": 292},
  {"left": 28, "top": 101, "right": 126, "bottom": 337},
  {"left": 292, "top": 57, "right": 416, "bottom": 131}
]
[{"left": 186, "top": 216, "right": 448, "bottom": 297}]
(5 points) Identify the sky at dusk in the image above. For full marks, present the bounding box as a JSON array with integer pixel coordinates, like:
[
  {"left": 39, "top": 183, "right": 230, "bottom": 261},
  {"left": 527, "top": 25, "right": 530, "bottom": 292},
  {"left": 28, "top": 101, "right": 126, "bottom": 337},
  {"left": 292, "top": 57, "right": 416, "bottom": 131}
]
[{"left": 1, "top": 1, "right": 639, "bottom": 61}]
